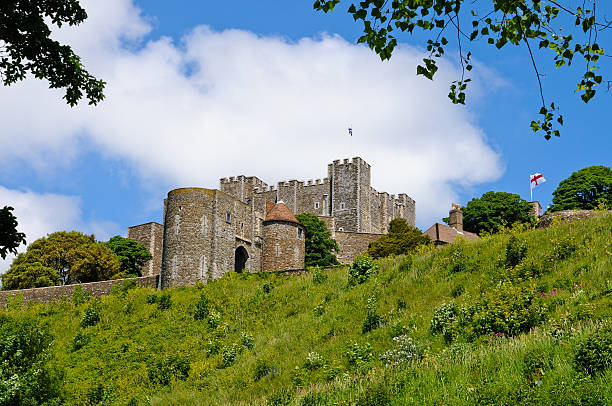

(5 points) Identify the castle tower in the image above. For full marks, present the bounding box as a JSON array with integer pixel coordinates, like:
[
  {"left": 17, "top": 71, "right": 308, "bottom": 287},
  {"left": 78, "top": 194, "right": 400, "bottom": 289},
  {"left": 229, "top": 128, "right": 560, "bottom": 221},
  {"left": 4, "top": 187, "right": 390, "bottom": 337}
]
[
  {"left": 262, "top": 202, "right": 305, "bottom": 271},
  {"left": 328, "top": 157, "right": 371, "bottom": 232},
  {"left": 448, "top": 203, "right": 463, "bottom": 232}
]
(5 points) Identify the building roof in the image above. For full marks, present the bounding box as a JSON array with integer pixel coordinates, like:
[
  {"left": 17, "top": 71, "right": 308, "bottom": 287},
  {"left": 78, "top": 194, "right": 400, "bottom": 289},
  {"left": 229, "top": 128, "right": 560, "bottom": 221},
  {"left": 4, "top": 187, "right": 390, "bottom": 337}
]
[
  {"left": 423, "top": 223, "right": 480, "bottom": 244},
  {"left": 264, "top": 201, "right": 302, "bottom": 225}
]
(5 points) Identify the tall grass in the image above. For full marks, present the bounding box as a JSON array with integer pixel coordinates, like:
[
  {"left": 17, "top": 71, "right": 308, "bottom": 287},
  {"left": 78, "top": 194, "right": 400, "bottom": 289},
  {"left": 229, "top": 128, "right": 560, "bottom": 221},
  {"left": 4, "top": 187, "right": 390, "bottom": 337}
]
[{"left": 1, "top": 213, "right": 611, "bottom": 405}]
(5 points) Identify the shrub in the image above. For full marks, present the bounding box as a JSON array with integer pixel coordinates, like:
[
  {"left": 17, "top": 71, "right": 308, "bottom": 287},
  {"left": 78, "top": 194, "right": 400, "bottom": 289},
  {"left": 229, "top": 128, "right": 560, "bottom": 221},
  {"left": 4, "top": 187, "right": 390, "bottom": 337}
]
[
  {"left": 451, "top": 284, "right": 464, "bottom": 298},
  {"left": 81, "top": 302, "right": 101, "bottom": 328},
  {"left": 148, "top": 355, "right": 190, "bottom": 385},
  {"left": 362, "top": 309, "right": 383, "bottom": 334},
  {"left": 348, "top": 254, "right": 378, "bottom": 286},
  {"left": 253, "top": 359, "right": 276, "bottom": 381},
  {"left": 263, "top": 282, "right": 274, "bottom": 294},
  {"left": 430, "top": 301, "right": 461, "bottom": 343},
  {"left": 311, "top": 266, "right": 328, "bottom": 284},
  {"left": 380, "top": 335, "right": 422, "bottom": 366},
  {"left": 574, "top": 325, "right": 612, "bottom": 374},
  {"left": 72, "top": 285, "right": 88, "bottom": 305},
  {"left": 356, "top": 385, "right": 390, "bottom": 406},
  {"left": 505, "top": 236, "right": 527, "bottom": 268},
  {"left": 156, "top": 293, "right": 172, "bottom": 310},
  {"left": 205, "top": 339, "right": 220, "bottom": 358},
  {"left": 523, "top": 348, "right": 552, "bottom": 386},
  {"left": 448, "top": 248, "right": 470, "bottom": 273},
  {"left": 71, "top": 332, "right": 90, "bottom": 352},
  {"left": 193, "top": 294, "right": 209, "bottom": 320},
  {"left": 267, "top": 388, "right": 292, "bottom": 406},
  {"left": 207, "top": 309, "right": 222, "bottom": 329},
  {"left": 345, "top": 342, "right": 373, "bottom": 366},
  {"left": 551, "top": 236, "right": 579, "bottom": 261},
  {"left": 304, "top": 351, "right": 324, "bottom": 370},
  {"left": 396, "top": 298, "right": 407, "bottom": 311},
  {"left": 219, "top": 344, "right": 240, "bottom": 368},
  {"left": 240, "top": 332, "right": 254, "bottom": 350}
]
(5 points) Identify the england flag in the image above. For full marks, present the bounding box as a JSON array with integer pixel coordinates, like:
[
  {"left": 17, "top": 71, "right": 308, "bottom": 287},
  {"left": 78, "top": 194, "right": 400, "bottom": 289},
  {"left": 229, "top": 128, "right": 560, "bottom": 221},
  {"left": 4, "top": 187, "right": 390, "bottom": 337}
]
[{"left": 530, "top": 173, "right": 546, "bottom": 189}]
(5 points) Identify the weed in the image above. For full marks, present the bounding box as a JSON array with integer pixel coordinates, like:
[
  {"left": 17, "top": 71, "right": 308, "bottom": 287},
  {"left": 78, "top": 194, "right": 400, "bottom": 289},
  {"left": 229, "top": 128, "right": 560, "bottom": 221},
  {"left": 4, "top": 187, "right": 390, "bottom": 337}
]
[
  {"left": 81, "top": 302, "right": 101, "bottom": 328},
  {"left": 574, "top": 325, "right": 612, "bottom": 374},
  {"left": 380, "top": 335, "right": 422, "bottom": 366},
  {"left": 311, "top": 266, "right": 328, "bottom": 284},
  {"left": 348, "top": 254, "right": 378, "bottom": 286}
]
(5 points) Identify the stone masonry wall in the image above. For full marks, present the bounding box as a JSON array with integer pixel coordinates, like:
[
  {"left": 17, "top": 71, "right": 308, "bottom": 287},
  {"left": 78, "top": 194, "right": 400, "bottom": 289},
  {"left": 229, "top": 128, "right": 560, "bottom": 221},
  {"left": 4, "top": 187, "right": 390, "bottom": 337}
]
[
  {"left": 128, "top": 222, "right": 163, "bottom": 277},
  {"left": 334, "top": 231, "right": 383, "bottom": 264},
  {"left": 0, "top": 275, "right": 159, "bottom": 307},
  {"left": 263, "top": 221, "right": 305, "bottom": 271}
]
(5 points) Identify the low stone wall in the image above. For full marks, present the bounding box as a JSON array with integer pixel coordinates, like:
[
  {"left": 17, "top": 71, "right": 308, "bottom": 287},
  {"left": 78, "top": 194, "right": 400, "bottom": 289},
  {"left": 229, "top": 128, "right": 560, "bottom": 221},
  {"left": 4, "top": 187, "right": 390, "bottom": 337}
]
[
  {"left": 536, "top": 210, "right": 611, "bottom": 229},
  {"left": 0, "top": 275, "right": 159, "bottom": 307},
  {"left": 334, "top": 231, "right": 383, "bottom": 264}
]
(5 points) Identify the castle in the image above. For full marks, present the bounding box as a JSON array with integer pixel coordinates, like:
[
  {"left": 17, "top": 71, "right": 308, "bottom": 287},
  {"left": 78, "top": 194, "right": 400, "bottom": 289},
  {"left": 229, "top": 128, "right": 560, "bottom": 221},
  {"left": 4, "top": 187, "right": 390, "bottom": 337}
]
[{"left": 128, "top": 157, "right": 416, "bottom": 288}]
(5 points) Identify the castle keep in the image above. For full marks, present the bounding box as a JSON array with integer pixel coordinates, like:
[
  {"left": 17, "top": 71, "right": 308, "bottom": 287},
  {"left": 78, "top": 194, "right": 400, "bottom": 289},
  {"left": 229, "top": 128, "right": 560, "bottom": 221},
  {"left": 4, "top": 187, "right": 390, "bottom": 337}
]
[{"left": 129, "top": 157, "right": 416, "bottom": 288}]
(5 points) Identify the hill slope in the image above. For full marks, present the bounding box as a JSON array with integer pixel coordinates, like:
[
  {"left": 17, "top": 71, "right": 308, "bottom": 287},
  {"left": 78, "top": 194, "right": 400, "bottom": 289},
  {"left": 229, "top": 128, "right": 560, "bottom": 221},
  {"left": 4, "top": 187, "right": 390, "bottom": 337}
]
[{"left": 2, "top": 213, "right": 611, "bottom": 405}]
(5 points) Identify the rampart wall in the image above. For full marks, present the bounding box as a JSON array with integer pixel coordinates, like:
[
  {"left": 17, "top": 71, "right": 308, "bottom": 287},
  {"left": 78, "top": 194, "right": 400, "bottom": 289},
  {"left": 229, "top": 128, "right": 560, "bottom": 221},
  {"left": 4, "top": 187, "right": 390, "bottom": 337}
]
[
  {"left": 334, "top": 231, "right": 383, "bottom": 264},
  {"left": 128, "top": 222, "right": 163, "bottom": 276},
  {"left": 0, "top": 275, "right": 159, "bottom": 307}
]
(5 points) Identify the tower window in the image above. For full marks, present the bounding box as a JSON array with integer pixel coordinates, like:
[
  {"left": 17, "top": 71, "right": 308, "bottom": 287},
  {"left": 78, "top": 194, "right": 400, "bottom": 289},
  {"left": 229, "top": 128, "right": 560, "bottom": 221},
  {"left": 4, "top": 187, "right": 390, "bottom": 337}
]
[
  {"left": 226, "top": 213, "right": 231, "bottom": 223},
  {"left": 298, "top": 228, "right": 303, "bottom": 240},
  {"left": 340, "top": 202, "right": 345, "bottom": 210},
  {"left": 338, "top": 227, "right": 344, "bottom": 232},
  {"left": 314, "top": 202, "right": 319, "bottom": 209}
]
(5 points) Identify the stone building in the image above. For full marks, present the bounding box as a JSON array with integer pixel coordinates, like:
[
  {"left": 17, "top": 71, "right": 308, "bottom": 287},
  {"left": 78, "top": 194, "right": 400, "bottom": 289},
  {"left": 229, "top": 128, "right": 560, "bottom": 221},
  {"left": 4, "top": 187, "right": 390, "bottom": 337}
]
[
  {"left": 423, "top": 204, "right": 480, "bottom": 246},
  {"left": 129, "top": 157, "right": 416, "bottom": 288}
]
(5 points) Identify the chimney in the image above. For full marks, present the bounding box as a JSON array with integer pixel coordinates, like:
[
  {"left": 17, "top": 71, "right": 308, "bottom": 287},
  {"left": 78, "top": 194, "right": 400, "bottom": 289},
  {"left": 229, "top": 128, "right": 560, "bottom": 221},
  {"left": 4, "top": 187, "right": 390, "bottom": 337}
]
[
  {"left": 449, "top": 203, "right": 463, "bottom": 232},
  {"left": 528, "top": 201, "right": 542, "bottom": 217}
]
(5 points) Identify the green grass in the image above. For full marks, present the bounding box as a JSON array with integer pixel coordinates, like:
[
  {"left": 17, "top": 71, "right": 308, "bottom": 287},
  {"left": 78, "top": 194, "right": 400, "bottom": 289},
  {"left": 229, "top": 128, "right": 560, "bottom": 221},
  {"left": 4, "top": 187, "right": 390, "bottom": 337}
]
[{"left": 2, "top": 213, "right": 612, "bottom": 405}]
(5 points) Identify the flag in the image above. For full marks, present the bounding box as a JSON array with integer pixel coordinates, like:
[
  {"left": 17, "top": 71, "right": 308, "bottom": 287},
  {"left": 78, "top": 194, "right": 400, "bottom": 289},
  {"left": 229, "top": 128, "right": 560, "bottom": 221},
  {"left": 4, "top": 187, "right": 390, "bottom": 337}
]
[
  {"left": 348, "top": 127, "right": 352, "bottom": 136},
  {"left": 530, "top": 173, "right": 546, "bottom": 189}
]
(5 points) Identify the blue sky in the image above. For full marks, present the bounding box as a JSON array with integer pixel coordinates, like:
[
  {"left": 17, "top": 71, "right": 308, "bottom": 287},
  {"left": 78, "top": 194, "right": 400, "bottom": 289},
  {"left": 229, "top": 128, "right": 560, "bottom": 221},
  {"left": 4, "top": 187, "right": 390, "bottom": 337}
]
[{"left": 0, "top": 0, "right": 610, "bottom": 271}]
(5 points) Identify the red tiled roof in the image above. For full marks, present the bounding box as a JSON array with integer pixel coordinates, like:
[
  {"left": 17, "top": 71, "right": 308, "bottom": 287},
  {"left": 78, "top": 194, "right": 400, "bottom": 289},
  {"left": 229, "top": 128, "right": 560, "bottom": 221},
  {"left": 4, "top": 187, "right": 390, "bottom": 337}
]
[
  {"left": 264, "top": 202, "right": 301, "bottom": 225},
  {"left": 423, "top": 223, "right": 480, "bottom": 244}
]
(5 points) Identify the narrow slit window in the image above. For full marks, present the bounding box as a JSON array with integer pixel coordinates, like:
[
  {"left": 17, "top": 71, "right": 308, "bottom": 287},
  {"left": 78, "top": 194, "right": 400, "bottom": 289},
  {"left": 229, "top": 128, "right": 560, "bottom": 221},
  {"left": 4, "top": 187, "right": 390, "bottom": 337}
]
[{"left": 226, "top": 213, "right": 231, "bottom": 223}]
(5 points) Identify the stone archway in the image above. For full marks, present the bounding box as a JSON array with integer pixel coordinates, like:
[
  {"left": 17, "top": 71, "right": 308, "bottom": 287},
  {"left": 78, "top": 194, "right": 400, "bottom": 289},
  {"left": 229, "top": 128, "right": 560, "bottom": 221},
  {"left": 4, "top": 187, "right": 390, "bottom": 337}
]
[{"left": 234, "top": 246, "right": 248, "bottom": 272}]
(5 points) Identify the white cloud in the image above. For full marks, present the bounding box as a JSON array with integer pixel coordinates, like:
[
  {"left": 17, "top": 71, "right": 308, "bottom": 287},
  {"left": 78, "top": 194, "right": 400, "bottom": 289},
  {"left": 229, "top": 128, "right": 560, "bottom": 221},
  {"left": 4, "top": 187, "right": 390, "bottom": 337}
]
[
  {"left": 0, "top": 0, "right": 503, "bottom": 230},
  {"left": 0, "top": 187, "right": 120, "bottom": 273}
]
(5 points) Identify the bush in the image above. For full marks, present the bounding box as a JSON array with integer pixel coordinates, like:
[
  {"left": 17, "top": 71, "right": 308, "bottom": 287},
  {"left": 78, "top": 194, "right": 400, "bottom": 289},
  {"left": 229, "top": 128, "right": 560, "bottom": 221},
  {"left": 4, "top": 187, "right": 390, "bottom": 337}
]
[
  {"left": 311, "top": 266, "right": 328, "bottom": 284},
  {"left": 356, "top": 385, "right": 391, "bottom": 406},
  {"left": 148, "top": 355, "right": 190, "bottom": 385},
  {"left": 219, "top": 344, "right": 240, "bottom": 368},
  {"left": 193, "top": 294, "right": 209, "bottom": 320},
  {"left": 71, "top": 332, "right": 90, "bottom": 352},
  {"left": 263, "top": 282, "right": 274, "bottom": 294},
  {"left": 523, "top": 347, "right": 552, "bottom": 386},
  {"left": 574, "top": 325, "right": 612, "bottom": 374},
  {"left": 345, "top": 342, "right": 373, "bottom": 366},
  {"left": 505, "top": 236, "right": 527, "bottom": 268},
  {"left": 380, "top": 335, "right": 422, "bottom": 366},
  {"left": 81, "top": 302, "right": 101, "bottom": 328},
  {"left": 0, "top": 316, "right": 63, "bottom": 405},
  {"left": 146, "top": 292, "right": 172, "bottom": 310},
  {"left": 348, "top": 254, "right": 378, "bottom": 286},
  {"left": 430, "top": 301, "right": 461, "bottom": 343},
  {"left": 240, "top": 332, "right": 254, "bottom": 350},
  {"left": 207, "top": 309, "right": 222, "bottom": 329},
  {"left": 451, "top": 284, "right": 465, "bottom": 298},
  {"left": 205, "top": 339, "right": 220, "bottom": 358},
  {"left": 362, "top": 310, "right": 383, "bottom": 334},
  {"left": 267, "top": 389, "right": 292, "bottom": 406},
  {"left": 253, "top": 359, "right": 276, "bottom": 381},
  {"left": 303, "top": 351, "right": 324, "bottom": 370}
]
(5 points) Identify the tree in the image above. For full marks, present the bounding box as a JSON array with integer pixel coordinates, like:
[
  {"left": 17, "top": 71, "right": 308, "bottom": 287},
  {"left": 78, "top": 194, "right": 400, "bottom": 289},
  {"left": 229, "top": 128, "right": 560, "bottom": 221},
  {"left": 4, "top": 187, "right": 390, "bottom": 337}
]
[
  {"left": 549, "top": 165, "right": 612, "bottom": 211},
  {"left": 0, "top": 315, "right": 63, "bottom": 405},
  {"left": 458, "top": 191, "right": 533, "bottom": 235},
  {"left": 295, "top": 213, "right": 339, "bottom": 267},
  {"left": 105, "top": 236, "right": 153, "bottom": 277},
  {"left": 0, "top": 206, "right": 26, "bottom": 260},
  {"left": 1, "top": 0, "right": 105, "bottom": 106},
  {"left": 314, "top": 0, "right": 610, "bottom": 139},
  {"left": 1, "top": 231, "right": 122, "bottom": 290},
  {"left": 367, "top": 218, "right": 431, "bottom": 259}
]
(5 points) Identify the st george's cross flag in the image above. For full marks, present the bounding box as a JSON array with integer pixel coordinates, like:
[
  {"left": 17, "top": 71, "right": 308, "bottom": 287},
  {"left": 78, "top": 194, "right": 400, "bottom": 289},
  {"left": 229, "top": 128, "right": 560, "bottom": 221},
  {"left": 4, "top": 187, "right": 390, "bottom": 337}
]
[
  {"left": 530, "top": 173, "right": 546, "bottom": 189},
  {"left": 348, "top": 127, "right": 353, "bottom": 136}
]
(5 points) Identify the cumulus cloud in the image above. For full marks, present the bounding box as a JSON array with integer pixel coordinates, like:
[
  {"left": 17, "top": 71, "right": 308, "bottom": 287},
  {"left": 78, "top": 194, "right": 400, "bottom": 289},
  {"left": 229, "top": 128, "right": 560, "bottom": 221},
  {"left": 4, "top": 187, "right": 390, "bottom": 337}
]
[
  {"left": 0, "top": 0, "right": 503, "bottom": 229},
  {"left": 0, "top": 187, "right": 120, "bottom": 273}
]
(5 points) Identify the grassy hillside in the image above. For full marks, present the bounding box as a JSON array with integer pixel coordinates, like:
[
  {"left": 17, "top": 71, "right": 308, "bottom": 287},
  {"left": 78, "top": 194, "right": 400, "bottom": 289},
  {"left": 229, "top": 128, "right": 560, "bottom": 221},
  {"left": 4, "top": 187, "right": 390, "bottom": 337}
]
[{"left": 2, "top": 213, "right": 611, "bottom": 405}]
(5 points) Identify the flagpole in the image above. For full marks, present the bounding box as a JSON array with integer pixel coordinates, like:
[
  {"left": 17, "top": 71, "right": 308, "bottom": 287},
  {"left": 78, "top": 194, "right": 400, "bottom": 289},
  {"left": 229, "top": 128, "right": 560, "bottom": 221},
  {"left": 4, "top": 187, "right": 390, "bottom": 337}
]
[{"left": 530, "top": 175, "right": 533, "bottom": 202}]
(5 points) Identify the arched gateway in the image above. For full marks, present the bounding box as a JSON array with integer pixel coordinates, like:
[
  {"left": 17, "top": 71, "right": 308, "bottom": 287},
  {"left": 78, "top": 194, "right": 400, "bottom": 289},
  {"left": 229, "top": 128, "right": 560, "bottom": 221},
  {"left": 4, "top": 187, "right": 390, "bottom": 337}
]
[{"left": 234, "top": 246, "right": 248, "bottom": 272}]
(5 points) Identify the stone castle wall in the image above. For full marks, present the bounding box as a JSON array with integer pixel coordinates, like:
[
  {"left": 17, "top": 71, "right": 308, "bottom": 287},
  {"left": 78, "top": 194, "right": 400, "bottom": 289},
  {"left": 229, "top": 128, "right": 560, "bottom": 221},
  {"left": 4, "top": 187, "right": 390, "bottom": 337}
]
[
  {"left": 0, "top": 275, "right": 159, "bottom": 307},
  {"left": 262, "top": 221, "right": 305, "bottom": 271},
  {"left": 334, "top": 231, "right": 383, "bottom": 264},
  {"left": 161, "top": 188, "right": 263, "bottom": 288},
  {"left": 128, "top": 222, "right": 163, "bottom": 276}
]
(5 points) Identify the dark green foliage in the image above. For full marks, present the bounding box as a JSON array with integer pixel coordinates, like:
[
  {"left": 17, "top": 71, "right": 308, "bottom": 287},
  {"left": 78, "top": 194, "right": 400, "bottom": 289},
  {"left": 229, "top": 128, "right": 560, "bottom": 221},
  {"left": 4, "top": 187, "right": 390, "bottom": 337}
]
[
  {"left": 253, "top": 359, "right": 276, "bottom": 381},
  {"left": 263, "top": 282, "right": 274, "bottom": 294},
  {"left": 219, "top": 344, "right": 240, "bottom": 368},
  {"left": 459, "top": 192, "right": 533, "bottom": 235},
  {"left": 505, "top": 236, "right": 528, "bottom": 268},
  {"left": 0, "top": 316, "right": 62, "bottom": 405},
  {"left": 295, "top": 213, "right": 339, "bottom": 267},
  {"left": 81, "top": 303, "right": 101, "bottom": 328},
  {"left": 147, "top": 292, "right": 172, "bottom": 311},
  {"left": 311, "top": 266, "right": 328, "bottom": 284},
  {"left": 2, "top": 231, "right": 122, "bottom": 290},
  {"left": 523, "top": 348, "right": 553, "bottom": 386},
  {"left": 72, "top": 285, "right": 88, "bottom": 305},
  {"left": 348, "top": 254, "right": 378, "bottom": 286},
  {"left": 193, "top": 294, "right": 209, "bottom": 320},
  {"left": 240, "top": 332, "right": 254, "bottom": 350},
  {"left": 451, "top": 284, "right": 464, "bottom": 298},
  {"left": 368, "top": 218, "right": 431, "bottom": 259},
  {"left": 267, "top": 389, "right": 292, "bottom": 406},
  {"left": 0, "top": 1, "right": 105, "bottom": 105},
  {"left": 430, "top": 301, "right": 461, "bottom": 343},
  {"left": 148, "top": 355, "right": 190, "bottom": 385},
  {"left": 345, "top": 342, "right": 373, "bottom": 366},
  {"left": 104, "top": 236, "right": 152, "bottom": 277},
  {"left": 0, "top": 206, "right": 26, "bottom": 260},
  {"left": 314, "top": 0, "right": 605, "bottom": 139},
  {"left": 87, "top": 383, "right": 113, "bottom": 405},
  {"left": 574, "top": 325, "right": 612, "bottom": 374},
  {"left": 550, "top": 166, "right": 612, "bottom": 211},
  {"left": 362, "top": 310, "right": 382, "bottom": 334},
  {"left": 71, "top": 332, "right": 90, "bottom": 352}
]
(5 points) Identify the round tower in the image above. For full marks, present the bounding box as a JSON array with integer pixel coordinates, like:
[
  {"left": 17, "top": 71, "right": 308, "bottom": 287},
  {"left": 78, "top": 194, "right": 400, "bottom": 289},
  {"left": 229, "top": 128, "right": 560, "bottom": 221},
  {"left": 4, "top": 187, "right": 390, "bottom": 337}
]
[
  {"left": 263, "top": 202, "right": 305, "bottom": 271},
  {"left": 161, "top": 188, "right": 215, "bottom": 288}
]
